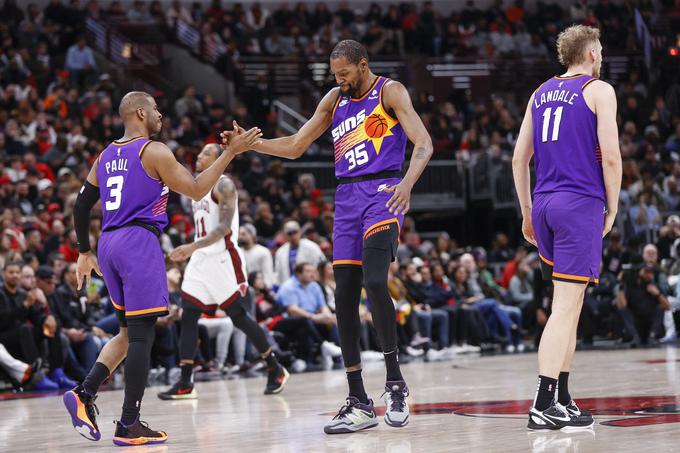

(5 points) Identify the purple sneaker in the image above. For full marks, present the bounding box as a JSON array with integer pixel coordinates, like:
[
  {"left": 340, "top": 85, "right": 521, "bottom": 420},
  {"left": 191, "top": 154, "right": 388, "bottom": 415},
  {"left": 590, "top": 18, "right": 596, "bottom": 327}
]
[
  {"left": 32, "top": 374, "right": 59, "bottom": 391},
  {"left": 63, "top": 385, "right": 101, "bottom": 441},
  {"left": 49, "top": 368, "right": 77, "bottom": 389}
]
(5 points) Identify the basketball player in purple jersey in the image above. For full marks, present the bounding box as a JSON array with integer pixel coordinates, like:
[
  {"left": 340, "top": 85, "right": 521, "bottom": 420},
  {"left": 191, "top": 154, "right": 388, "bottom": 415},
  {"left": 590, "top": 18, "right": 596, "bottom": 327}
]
[
  {"left": 513, "top": 25, "right": 622, "bottom": 430},
  {"left": 62, "top": 91, "right": 261, "bottom": 445},
  {"left": 224, "top": 40, "right": 432, "bottom": 433}
]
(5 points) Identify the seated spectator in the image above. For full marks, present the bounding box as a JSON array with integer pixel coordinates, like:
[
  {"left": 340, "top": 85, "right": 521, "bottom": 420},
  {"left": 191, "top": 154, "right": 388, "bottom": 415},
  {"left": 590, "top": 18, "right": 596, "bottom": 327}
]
[
  {"left": 618, "top": 264, "right": 671, "bottom": 345},
  {"left": 274, "top": 221, "right": 326, "bottom": 286},
  {"left": 239, "top": 224, "right": 275, "bottom": 288},
  {"left": 276, "top": 262, "right": 341, "bottom": 369},
  {"left": 36, "top": 265, "right": 99, "bottom": 380},
  {"left": 0, "top": 261, "right": 74, "bottom": 389},
  {"left": 401, "top": 262, "right": 449, "bottom": 350}
]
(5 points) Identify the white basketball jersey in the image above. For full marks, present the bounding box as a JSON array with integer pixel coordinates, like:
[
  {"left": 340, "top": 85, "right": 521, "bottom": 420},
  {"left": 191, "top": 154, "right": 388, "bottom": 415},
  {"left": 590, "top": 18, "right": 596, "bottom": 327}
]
[{"left": 191, "top": 176, "right": 240, "bottom": 255}]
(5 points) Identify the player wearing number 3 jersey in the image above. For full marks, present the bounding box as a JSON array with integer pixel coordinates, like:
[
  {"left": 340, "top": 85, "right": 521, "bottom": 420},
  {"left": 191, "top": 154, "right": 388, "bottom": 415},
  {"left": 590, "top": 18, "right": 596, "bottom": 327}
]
[
  {"left": 63, "top": 91, "right": 262, "bottom": 446},
  {"left": 222, "top": 40, "right": 433, "bottom": 434}
]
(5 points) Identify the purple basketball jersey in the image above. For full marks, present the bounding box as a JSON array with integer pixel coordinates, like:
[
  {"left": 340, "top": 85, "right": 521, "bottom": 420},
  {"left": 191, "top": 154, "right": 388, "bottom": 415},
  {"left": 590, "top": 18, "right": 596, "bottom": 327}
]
[
  {"left": 97, "top": 137, "right": 169, "bottom": 232},
  {"left": 331, "top": 76, "right": 407, "bottom": 178},
  {"left": 531, "top": 74, "right": 605, "bottom": 202}
]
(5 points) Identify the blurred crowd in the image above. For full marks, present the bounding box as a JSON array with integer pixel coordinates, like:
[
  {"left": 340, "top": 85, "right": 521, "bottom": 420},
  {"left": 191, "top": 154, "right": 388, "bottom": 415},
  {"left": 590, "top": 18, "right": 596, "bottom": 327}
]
[{"left": 1, "top": 0, "right": 680, "bottom": 391}]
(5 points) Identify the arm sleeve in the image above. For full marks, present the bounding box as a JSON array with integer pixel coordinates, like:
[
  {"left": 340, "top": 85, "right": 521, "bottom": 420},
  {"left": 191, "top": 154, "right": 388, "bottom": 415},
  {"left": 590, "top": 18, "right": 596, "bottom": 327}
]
[{"left": 73, "top": 181, "right": 100, "bottom": 253}]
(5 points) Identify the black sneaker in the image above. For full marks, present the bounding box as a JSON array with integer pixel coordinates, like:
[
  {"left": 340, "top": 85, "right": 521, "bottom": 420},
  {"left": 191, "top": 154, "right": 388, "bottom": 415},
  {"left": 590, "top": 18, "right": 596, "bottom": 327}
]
[
  {"left": 112, "top": 417, "right": 168, "bottom": 446},
  {"left": 157, "top": 381, "right": 197, "bottom": 400},
  {"left": 527, "top": 402, "right": 570, "bottom": 430},
  {"left": 63, "top": 385, "right": 101, "bottom": 441},
  {"left": 264, "top": 365, "right": 290, "bottom": 395},
  {"left": 557, "top": 401, "right": 594, "bottom": 431}
]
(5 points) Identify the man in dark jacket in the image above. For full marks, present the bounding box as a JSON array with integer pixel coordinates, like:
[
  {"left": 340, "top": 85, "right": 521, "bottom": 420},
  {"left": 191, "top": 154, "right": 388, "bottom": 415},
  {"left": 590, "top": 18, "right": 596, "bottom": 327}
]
[{"left": 0, "top": 261, "right": 75, "bottom": 388}]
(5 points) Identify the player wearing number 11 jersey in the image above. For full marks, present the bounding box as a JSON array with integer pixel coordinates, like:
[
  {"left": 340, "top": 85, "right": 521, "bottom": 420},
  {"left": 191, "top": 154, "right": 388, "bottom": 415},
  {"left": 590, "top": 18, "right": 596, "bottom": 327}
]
[
  {"left": 223, "top": 40, "right": 433, "bottom": 434},
  {"left": 512, "top": 25, "right": 621, "bottom": 431}
]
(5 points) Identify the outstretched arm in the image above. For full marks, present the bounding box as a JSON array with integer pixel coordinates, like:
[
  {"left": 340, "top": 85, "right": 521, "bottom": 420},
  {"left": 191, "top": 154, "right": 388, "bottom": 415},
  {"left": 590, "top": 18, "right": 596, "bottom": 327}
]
[
  {"left": 222, "top": 88, "right": 340, "bottom": 159},
  {"left": 512, "top": 94, "right": 536, "bottom": 246},
  {"left": 381, "top": 81, "right": 433, "bottom": 215},
  {"left": 145, "top": 127, "right": 261, "bottom": 201},
  {"left": 169, "top": 177, "right": 237, "bottom": 262}
]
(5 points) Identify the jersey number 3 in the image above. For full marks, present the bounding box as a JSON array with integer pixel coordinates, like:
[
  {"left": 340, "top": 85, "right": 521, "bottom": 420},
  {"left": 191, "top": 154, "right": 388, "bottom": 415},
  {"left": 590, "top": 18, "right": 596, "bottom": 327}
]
[
  {"left": 541, "top": 106, "right": 563, "bottom": 143},
  {"left": 105, "top": 175, "right": 124, "bottom": 211}
]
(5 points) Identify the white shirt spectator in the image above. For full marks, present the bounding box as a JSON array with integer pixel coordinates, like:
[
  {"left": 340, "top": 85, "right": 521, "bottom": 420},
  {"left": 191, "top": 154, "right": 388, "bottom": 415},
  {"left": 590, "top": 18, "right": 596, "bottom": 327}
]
[
  {"left": 245, "top": 244, "right": 275, "bottom": 288},
  {"left": 275, "top": 237, "right": 325, "bottom": 287}
]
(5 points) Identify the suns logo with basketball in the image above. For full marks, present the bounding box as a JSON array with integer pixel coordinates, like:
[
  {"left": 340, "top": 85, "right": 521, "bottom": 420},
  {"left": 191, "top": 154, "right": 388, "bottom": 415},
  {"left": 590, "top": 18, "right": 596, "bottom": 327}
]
[{"left": 333, "top": 103, "right": 398, "bottom": 166}]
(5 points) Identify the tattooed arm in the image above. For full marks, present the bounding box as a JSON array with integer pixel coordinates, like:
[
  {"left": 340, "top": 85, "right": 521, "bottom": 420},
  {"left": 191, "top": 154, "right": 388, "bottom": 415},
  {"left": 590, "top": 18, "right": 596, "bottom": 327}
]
[
  {"left": 381, "top": 80, "right": 433, "bottom": 215},
  {"left": 168, "top": 177, "right": 237, "bottom": 262}
]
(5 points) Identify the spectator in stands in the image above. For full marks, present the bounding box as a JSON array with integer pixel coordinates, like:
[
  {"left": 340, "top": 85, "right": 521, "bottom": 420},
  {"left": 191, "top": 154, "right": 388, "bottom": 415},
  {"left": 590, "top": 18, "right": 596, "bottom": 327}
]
[
  {"left": 0, "top": 261, "right": 74, "bottom": 389},
  {"left": 174, "top": 84, "right": 203, "bottom": 118},
  {"left": 509, "top": 259, "right": 534, "bottom": 311},
  {"left": 274, "top": 221, "right": 325, "bottom": 286},
  {"left": 37, "top": 264, "right": 99, "bottom": 376},
  {"left": 64, "top": 36, "right": 96, "bottom": 88},
  {"left": 630, "top": 190, "right": 663, "bottom": 242},
  {"left": 239, "top": 224, "right": 275, "bottom": 288},
  {"left": 276, "top": 262, "right": 341, "bottom": 369},
  {"left": 618, "top": 264, "right": 671, "bottom": 345}
]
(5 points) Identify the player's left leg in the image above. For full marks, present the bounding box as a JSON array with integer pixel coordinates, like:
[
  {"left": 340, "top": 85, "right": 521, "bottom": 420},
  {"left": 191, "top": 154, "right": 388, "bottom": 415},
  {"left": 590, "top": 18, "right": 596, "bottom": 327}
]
[
  {"left": 158, "top": 300, "right": 202, "bottom": 400},
  {"left": 113, "top": 315, "right": 167, "bottom": 446},
  {"left": 223, "top": 295, "right": 288, "bottom": 395},
  {"left": 362, "top": 221, "right": 409, "bottom": 428}
]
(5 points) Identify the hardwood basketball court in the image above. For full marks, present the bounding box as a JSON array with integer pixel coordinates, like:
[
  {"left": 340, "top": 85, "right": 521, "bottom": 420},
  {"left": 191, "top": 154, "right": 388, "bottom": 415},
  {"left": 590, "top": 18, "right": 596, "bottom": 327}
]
[{"left": 2, "top": 348, "right": 679, "bottom": 452}]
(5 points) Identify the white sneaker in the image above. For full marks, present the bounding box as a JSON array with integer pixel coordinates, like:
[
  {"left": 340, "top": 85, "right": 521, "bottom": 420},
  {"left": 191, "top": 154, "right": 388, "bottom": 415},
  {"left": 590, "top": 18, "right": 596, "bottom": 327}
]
[
  {"left": 382, "top": 381, "right": 409, "bottom": 427},
  {"left": 360, "top": 350, "right": 384, "bottom": 362},
  {"left": 516, "top": 343, "right": 526, "bottom": 353},
  {"left": 321, "top": 341, "right": 342, "bottom": 358},
  {"left": 505, "top": 345, "right": 516, "bottom": 353},
  {"left": 405, "top": 346, "right": 424, "bottom": 357},
  {"left": 324, "top": 397, "right": 378, "bottom": 434},
  {"left": 426, "top": 348, "right": 446, "bottom": 361},
  {"left": 446, "top": 345, "right": 464, "bottom": 354},
  {"left": 461, "top": 343, "right": 481, "bottom": 353},
  {"left": 291, "top": 359, "right": 307, "bottom": 373}
]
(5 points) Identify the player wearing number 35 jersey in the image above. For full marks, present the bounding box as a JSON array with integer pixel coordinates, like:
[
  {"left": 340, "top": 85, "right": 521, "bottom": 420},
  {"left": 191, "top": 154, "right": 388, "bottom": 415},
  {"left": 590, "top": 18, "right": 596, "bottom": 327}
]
[
  {"left": 513, "top": 25, "right": 622, "bottom": 431},
  {"left": 223, "top": 40, "right": 433, "bottom": 434}
]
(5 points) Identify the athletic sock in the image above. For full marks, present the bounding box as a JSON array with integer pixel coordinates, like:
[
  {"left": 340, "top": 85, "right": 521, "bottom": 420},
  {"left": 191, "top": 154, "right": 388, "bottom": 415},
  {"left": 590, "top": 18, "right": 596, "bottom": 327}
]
[
  {"left": 180, "top": 362, "right": 194, "bottom": 386},
  {"left": 347, "top": 369, "right": 369, "bottom": 404},
  {"left": 384, "top": 349, "right": 403, "bottom": 382},
  {"left": 82, "top": 362, "right": 110, "bottom": 396},
  {"left": 557, "top": 372, "right": 571, "bottom": 405},
  {"left": 263, "top": 350, "right": 279, "bottom": 371},
  {"left": 533, "top": 375, "right": 557, "bottom": 411}
]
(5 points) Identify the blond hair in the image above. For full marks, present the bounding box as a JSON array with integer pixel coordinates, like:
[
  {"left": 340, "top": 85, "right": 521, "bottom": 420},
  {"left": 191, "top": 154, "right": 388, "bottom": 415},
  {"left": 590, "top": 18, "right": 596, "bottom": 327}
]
[{"left": 556, "top": 25, "right": 600, "bottom": 68}]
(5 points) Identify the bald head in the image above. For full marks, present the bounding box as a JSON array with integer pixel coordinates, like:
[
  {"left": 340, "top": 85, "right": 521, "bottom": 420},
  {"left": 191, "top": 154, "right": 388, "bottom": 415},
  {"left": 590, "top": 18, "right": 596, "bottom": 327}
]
[
  {"left": 118, "top": 91, "right": 162, "bottom": 136},
  {"left": 118, "top": 91, "right": 153, "bottom": 118}
]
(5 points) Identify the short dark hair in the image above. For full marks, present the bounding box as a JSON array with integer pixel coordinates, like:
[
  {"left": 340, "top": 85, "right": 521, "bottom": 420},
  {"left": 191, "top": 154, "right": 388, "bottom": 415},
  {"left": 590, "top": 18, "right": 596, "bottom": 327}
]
[
  {"left": 330, "top": 40, "right": 368, "bottom": 65},
  {"left": 294, "top": 262, "right": 311, "bottom": 275},
  {"left": 3, "top": 261, "right": 22, "bottom": 271}
]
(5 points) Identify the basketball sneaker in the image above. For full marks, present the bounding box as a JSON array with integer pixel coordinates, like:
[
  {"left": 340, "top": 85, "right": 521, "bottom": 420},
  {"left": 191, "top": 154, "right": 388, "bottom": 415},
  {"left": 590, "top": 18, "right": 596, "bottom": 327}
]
[
  {"left": 112, "top": 417, "right": 168, "bottom": 446},
  {"left": 382, "top": 381, "right": 409, "bottom": 427},
  {"left": 527, "top": 402, "right": 570, "bottom": 430},
  {"left": 157, "top": 381, "right": 197, "bottom": 400},
  {"left": 324, "top": 397, "right": 379, "bottom": 434},
  {"left": 63, "top": 385, "right": 101, "bottom": 441},
  {"left": 264, "top": 365, "right": 290, "bottom": 395},
  {"left": 556, "top": 401, "right": 594, "bottom": 431}
]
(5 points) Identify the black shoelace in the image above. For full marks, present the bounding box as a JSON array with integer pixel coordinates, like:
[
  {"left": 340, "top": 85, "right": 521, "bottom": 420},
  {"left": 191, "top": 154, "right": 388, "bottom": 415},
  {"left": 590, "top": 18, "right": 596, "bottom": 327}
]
[
  {"left": 382, "top": 389, "right": 406, "bottom": 412},
  {"left": 333, "top": 399, "right": 357, "bottom": 420}
]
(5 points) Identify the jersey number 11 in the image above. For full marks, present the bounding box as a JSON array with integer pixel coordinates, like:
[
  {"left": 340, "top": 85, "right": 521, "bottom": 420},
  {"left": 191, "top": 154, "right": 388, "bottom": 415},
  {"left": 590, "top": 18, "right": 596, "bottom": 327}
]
[{"left": 541, "top": 106, "right": 563, "bottom": 143}]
